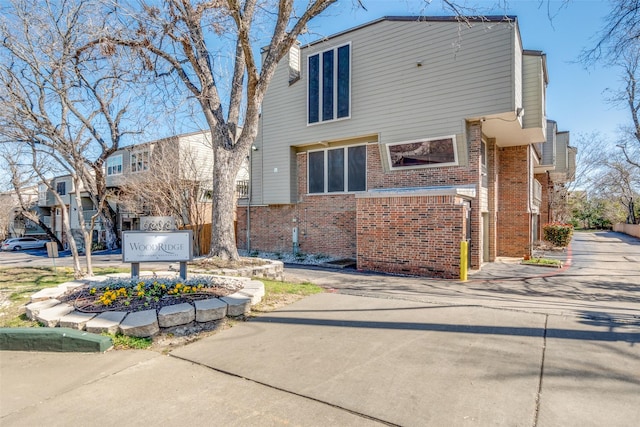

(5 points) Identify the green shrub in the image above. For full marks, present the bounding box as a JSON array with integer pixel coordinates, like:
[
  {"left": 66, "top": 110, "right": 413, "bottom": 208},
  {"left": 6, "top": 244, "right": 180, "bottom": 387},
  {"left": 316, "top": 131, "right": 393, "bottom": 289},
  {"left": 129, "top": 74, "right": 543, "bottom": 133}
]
[{"left": 543, "top": 223, "right": 574, "bottom": 247}]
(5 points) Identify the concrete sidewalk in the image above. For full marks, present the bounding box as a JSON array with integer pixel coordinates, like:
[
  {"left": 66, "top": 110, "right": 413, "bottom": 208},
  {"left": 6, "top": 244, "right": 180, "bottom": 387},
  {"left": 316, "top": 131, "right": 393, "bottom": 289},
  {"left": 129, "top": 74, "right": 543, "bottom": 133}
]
[{"left": 2, "top": 293, "right": 639, "bottom": 426}]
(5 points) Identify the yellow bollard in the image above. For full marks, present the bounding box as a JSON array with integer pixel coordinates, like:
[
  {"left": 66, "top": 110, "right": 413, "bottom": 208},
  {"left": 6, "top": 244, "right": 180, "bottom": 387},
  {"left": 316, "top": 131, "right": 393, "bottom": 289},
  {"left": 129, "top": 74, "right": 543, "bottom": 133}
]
[{"left": 460, "top": 241, "right": 468, "bottom": 281}]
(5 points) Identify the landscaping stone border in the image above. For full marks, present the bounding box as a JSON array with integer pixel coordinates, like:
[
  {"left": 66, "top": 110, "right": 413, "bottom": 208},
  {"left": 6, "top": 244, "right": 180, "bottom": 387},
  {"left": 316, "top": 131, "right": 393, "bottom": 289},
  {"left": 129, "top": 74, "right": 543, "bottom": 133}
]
[{"left": 24, "top": 269, "right": 268, "bottom": 339}]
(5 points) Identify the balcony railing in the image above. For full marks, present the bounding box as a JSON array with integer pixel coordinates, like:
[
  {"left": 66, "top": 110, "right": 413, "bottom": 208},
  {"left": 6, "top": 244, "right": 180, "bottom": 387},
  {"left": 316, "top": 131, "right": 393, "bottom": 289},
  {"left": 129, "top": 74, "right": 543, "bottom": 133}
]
[{"left": 236, "top": 180, "right": 249, "bottom": 199}]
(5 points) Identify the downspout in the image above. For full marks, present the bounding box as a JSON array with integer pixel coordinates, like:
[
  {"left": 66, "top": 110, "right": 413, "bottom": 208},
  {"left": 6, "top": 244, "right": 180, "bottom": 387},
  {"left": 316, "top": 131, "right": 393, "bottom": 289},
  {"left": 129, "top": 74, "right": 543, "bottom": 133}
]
[{"left": 246, "top": 150, "right": 252, "bottom": 252}]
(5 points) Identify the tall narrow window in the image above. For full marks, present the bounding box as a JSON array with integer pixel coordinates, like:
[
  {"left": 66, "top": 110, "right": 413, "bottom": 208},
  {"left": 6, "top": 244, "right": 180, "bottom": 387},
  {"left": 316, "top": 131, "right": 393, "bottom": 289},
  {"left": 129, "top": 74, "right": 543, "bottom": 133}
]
[
  {"left": 348, "top": 145, "right": 366, "bottom": 191},
  {"left": 337, "top": 45, "right": 350, "bottom": 118},
  {"left": 308, "top": 151, "right": 325, "bottom": 193},
  {"left": 308, "top": 55, "right": 320, "bottom": 124},
  {"left": 131, "top": 150, "right": 150, "bottom": 173},
  {"left": 307, "top": 43, "right": 351, "bottom": 124},
  {"left": 327, "top": 148, "right": 344, "bottom": 192}
]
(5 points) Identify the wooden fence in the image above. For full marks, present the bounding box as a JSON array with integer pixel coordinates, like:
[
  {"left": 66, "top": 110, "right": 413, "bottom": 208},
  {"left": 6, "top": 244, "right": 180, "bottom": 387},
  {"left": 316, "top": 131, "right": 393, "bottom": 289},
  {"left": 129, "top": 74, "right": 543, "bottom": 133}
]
[{"left": 182, "top": 222, "right": 238, "bottom": 256}]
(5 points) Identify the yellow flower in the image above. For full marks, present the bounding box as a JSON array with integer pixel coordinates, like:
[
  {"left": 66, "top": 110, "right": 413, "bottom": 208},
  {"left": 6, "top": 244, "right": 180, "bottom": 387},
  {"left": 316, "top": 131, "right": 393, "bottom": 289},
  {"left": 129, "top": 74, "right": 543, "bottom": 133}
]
[{"left": 90, "top": 288, "right": 96, "bottom": 295}]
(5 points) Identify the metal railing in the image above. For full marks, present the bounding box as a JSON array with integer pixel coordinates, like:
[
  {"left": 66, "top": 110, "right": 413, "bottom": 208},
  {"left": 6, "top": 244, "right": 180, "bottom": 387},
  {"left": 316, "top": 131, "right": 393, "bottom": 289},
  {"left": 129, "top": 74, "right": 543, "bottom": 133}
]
[{"left": 236, "top": 180, "right": 249, "bottom": 199}]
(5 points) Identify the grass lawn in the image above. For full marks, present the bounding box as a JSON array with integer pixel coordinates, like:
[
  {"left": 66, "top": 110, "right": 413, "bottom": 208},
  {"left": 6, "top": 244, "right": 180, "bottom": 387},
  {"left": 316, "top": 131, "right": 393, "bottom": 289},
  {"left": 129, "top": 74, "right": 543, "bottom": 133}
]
[
  {"left": 0, "top": 267, "right": 324, "bottom": 349},
  {"left": 522, "top": 257, "right": 562, "bottom": 267},
  {"left": 0, "top": 266, "right": 127, "bottom": 328}
]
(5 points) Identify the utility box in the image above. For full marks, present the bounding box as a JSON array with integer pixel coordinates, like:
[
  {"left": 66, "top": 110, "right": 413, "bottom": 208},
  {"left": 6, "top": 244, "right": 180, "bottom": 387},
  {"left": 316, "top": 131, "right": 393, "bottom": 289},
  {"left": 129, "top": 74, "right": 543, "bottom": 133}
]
[{"left": 46, "top": 242, "right": 59, "bottom": 258}]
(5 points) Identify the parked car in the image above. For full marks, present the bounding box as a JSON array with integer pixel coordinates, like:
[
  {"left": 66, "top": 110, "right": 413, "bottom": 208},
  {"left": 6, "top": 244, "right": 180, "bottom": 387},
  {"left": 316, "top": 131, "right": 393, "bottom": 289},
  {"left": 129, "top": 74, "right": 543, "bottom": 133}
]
[{"left": 1, "top": 237, "right": 49, "bottom": 251}]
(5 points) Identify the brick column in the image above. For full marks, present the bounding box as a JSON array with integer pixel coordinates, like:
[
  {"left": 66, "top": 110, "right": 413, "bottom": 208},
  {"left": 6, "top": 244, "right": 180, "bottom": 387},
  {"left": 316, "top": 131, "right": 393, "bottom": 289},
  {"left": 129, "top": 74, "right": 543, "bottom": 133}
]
[{"left": 497, "top": 145, "right": 532, "bottom": 257}]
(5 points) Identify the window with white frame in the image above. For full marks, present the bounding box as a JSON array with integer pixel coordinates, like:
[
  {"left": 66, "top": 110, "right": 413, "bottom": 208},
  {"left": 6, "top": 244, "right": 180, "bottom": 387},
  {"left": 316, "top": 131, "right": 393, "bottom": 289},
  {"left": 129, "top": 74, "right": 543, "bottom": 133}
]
[
  {"left": 130, "top": 150, "right": 149, "bottom": 173},
  {"left": 386, "top": 136, "right": 459, "bottom": 170},
  {"left": 106, "top": 154, "right": 123, "bottom": 176},
  {"left": 308, "top": 145, "right": 366, "bottom": 194},
  {"left": 308, "top": 43, "right": 351, "bottom": 124}
]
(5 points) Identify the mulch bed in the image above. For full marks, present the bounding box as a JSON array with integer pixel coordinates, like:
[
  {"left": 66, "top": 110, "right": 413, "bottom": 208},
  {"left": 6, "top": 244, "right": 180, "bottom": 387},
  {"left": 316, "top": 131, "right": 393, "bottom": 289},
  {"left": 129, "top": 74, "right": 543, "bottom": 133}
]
[{"left": 59, "top": 285, "right": 241, "bottom": 314}]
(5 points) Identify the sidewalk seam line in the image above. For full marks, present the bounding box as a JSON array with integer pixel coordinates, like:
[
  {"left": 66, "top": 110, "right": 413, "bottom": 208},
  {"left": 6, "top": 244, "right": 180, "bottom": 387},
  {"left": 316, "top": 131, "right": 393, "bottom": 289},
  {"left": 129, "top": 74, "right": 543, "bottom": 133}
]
[
  {"left": 168, "top": 353, "right": 400, "bottom": 426},
  {"left": 533, "top": 314, "right": 549, "bottom": 427}
]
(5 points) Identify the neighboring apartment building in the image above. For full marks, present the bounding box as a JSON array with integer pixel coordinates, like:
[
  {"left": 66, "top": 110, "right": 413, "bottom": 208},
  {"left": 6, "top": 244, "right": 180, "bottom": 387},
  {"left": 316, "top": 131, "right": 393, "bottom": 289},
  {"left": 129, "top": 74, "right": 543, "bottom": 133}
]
[
  {"left": 535, "top": 120, "right": 577, "bottom": 229},
  {"left": 0, "top": 187, "right": 49, "bottom": 240},
  {"left": 35, "top": 130, "right": 248, "bottom": 251},
  {"left": 106, "top": 130, "right": 216, "bottom": 235},
  {"left": 237, "top": 16, "right": 571, "bottom": 279},
  {"left": 37, "top": 175, "right": 103, "bottom": 250}
]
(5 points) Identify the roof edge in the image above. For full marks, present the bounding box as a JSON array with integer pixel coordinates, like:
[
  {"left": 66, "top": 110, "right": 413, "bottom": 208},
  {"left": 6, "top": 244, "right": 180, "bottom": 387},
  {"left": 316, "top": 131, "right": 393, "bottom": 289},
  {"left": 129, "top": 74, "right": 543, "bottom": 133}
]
[{"left": 304, "top": 15, "right": 518, "bottom": 48}]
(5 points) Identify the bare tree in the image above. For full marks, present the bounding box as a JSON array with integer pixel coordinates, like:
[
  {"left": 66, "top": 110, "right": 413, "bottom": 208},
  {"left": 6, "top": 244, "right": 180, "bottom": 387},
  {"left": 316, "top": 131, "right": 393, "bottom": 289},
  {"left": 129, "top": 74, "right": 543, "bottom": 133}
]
[
  {"left": 614, "top": 44, "right": 640, "bottom": 170},
  {"left": 0, "top": 0, "right": 155, "bottom": 275},
  {"left": 87, "top": 0, "right": 355, "bottom": 261},
  {"left": 591, "top": 155, "right": 640, "bottom": 224},
  {"left": 0, "top": 147, "right": 64, "bottom": 249},
  {"left": 583, "top": 0, "right": 640, "bottom": 63},
  {"left": 582, "top": 1, "right": 640, "bottom": 171}
]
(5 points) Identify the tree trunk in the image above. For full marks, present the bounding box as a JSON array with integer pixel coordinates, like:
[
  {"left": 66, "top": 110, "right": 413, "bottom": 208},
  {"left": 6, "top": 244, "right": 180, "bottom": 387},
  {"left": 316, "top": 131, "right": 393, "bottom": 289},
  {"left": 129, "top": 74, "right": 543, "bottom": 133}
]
[
  {"left": 101, "top": 205, "right": 119, "bottom": 249},
  {"left": 60, "top": 205, "right": 83, "bottom": 278},
  {"left": 209, "top": 146, "right": 242, "bottom": 260},
  {"left": 72, "top": 190, "right": 94, "bottom": 277}
]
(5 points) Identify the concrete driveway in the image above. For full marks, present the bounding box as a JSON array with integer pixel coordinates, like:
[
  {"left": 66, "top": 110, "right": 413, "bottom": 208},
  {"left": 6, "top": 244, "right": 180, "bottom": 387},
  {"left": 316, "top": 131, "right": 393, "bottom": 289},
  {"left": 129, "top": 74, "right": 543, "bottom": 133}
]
[{"left": 1, "top": 231, "right": 639, "bottom": 426}]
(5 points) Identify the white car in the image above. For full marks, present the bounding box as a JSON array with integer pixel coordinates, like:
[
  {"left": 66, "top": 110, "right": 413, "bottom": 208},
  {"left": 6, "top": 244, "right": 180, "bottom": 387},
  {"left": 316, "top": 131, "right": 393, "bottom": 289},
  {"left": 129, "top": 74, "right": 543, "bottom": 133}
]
[{"left": 1, "top": 237, "right": 49, "bottom": 251}]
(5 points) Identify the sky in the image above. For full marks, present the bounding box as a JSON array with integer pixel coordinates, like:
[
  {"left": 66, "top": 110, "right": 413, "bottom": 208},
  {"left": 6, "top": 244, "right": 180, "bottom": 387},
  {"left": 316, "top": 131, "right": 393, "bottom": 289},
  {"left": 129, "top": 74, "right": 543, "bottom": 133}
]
[{"left": 298, "top": 0, "right": 624, "bottom": 146}]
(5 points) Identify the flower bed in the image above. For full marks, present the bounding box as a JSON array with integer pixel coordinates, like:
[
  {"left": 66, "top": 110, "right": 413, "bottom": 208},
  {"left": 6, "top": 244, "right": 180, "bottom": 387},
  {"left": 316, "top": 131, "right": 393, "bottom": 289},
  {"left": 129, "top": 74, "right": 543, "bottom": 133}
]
[{"left": 60, "top": 275, "right": 244, "bottom": 314}]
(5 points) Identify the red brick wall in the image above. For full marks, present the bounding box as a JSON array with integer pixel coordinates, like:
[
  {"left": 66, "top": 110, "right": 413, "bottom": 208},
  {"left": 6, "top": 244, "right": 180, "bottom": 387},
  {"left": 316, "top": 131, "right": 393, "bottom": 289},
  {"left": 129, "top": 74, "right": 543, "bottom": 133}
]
[
  {"left": 357, "top": 194, "right": 466, "bottom": 279},
  {"left": 486, "top": 137, "right": 498, "bottom": 262},
  {"left": 497, "top": 145, "right": 532, "bottom": 257}
]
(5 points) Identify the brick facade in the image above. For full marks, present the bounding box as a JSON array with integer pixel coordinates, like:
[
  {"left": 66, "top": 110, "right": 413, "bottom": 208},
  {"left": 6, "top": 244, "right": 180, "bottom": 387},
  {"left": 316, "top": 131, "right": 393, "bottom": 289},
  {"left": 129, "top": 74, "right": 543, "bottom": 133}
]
[
  {"left": 356, "top": 194, "right": 467, "bottom": 279},
  {"left": 497, "top": 145, "right": 532, "bottom": 257},
  {"left": 237, "top": 122, "right": 490, "bottom": 279}
]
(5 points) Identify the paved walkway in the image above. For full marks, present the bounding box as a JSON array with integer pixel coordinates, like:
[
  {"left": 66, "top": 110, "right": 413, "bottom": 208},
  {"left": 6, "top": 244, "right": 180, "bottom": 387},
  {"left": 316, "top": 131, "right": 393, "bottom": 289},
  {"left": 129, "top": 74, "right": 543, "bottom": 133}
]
[{"left": 1, "top": 232, "right": 639, "bottom": 426}]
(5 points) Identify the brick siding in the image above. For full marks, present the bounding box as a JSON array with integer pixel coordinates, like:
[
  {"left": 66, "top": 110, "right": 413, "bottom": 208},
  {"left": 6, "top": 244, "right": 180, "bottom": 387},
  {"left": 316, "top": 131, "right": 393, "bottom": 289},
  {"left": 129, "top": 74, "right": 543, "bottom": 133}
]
[
  {"left": 497, "top": 145, "right": 532, "bottom": 257},
  {"left": 236, "top": 121, "right": 539, "bottom": 277},
  {"left": 356, "top": 194, "right": 466, "bottom": 278}
]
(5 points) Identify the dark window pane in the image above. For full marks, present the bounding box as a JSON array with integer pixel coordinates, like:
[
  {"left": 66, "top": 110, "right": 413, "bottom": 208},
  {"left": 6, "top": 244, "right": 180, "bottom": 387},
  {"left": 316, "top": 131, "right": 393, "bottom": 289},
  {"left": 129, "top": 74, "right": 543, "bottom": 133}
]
[
  {"left": 337, "top": 45, "right": 350, "bottom": 118},
  {"left": 322, "top": 50, "right": 334, "bottom": 121},
  {"left": 56, "top": 182, "right": 66, "bottom": 195},
  {"left": 348, "top": 145, "right": 366, "bottom": 191},
  {"left": 308, "top": 54, "right": 319, "bottom": 124},
  {"left": 327, "top": 148, "right": 344, "bottom": 192},
  {"left": 308, "top": 151, "right": 324, "bottom": 193}
]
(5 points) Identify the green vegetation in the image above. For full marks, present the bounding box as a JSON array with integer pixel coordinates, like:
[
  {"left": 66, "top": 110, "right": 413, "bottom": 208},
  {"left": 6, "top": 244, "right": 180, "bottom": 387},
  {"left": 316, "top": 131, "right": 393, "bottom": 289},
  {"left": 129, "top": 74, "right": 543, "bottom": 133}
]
[
  {"left": 542, "top": 223, "right": 574, "bottom": 247},
  {"left": 261, "top": 279, "right": 324, "bottom": 296},
  {"left": 522, "top": 257, "right": 562, "bottom": 267},
  {"left": 103, "top": 333, "right": 153, "bottom": 350},
  {"left": 251, "top": 279, "right": 324, "bottom": 313},
  {"left": 0, "top": 267, "right": 128, "bottom": 328}
]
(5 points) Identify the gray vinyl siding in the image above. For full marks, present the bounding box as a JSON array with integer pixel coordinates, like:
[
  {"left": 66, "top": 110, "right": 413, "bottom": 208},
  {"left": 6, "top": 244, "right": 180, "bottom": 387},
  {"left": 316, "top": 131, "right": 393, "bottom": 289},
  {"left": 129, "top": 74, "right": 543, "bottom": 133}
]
[
  {"left": 258, "top": 19, "right": 520, "bottom": 204},
  {"left": 556, "top": 131, "right": 569, "bottom": 173},
  {"left": 542, "top": 120, "right": 557, "bottom": 166},
  {"left": 522, "top": 53, "right": 545, "bottom": 131}
]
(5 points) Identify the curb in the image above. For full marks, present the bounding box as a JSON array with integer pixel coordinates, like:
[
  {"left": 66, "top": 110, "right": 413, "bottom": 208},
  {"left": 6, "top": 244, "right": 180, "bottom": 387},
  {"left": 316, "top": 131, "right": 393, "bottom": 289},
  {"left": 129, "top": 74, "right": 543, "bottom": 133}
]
[{"left": 0, "top": 327, "right": 113, "bottom": 352}]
